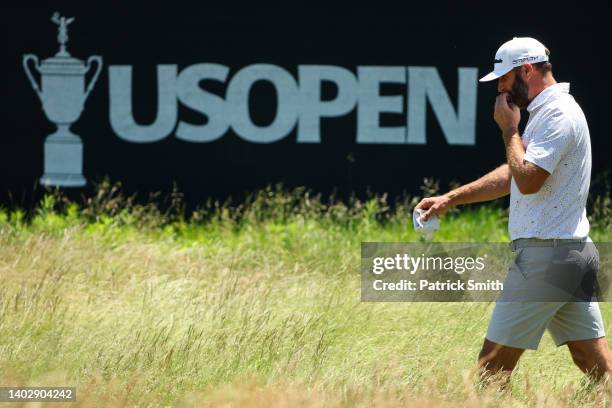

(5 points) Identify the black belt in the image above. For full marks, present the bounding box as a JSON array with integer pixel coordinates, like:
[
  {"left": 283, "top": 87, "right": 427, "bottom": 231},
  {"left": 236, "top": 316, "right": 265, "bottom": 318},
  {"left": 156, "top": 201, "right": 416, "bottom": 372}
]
[{"left": 510, "top": 237, "right": 587, "bottom": 251}]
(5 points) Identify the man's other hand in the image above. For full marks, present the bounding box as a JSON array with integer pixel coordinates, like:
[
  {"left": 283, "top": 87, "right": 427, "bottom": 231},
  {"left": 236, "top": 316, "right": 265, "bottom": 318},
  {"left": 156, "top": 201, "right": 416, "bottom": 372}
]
[{"left": 415, "top": 195, "right": 453, "bottom": 221}]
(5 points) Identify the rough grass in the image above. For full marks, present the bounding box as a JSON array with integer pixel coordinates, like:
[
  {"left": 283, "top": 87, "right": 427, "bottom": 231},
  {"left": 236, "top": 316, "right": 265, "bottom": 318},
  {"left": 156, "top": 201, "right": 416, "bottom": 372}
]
[{"left": 0, "top": 183, "right": 611, "bottom": 407}]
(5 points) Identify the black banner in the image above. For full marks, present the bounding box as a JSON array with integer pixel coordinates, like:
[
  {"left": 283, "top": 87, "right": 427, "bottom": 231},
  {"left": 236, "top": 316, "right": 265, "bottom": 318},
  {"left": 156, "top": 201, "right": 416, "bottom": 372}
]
[{"left": 3, "top": 5, "right": 610, "bottom": 207}]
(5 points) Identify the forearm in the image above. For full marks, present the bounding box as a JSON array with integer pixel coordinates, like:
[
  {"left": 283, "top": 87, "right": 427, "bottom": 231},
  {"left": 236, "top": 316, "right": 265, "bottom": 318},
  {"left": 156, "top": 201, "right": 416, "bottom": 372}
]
[
  {"left": 444, "top": 164, "right": 511, "bottom": 206},
  {"left": 502, "top": 129, "right": 535, "bottom": 190},
  {"left": 493, "top": 93, "right": 539, "bottom": 193}
]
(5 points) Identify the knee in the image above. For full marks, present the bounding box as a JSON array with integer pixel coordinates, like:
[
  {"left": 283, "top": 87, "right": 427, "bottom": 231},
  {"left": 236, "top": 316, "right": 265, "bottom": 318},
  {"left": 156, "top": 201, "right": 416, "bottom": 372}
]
[
  {"left": 478, "top": 347, "right": 511, "bottom": 373},
  {"left": 572, "top": 352, "right": 612, "bottom": 377},
  {"left": 478, "top": 345, "right": 523, "bottom": 374},
  {"left": 570, "top": 350, "right": 587, "bottom": 370},
  {"left": 478, "top": 345, "right": 494, "bottom": 367}
]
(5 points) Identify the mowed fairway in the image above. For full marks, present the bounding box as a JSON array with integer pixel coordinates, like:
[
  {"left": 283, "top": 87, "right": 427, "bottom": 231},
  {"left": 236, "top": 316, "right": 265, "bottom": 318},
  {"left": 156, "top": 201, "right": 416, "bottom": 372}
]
[{"left": 1, "top": 189, "right": 611, "bottom": 407}]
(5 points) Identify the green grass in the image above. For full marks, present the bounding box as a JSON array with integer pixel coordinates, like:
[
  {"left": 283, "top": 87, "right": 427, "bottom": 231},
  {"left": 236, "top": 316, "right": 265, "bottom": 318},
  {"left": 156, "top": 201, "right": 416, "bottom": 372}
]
[{"left": 0, "top": 184, "right": 611, "bottom": 407}]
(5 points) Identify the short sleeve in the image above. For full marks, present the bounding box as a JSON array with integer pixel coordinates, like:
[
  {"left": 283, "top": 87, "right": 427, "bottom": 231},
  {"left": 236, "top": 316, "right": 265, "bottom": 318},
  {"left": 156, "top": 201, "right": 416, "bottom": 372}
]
[{"left": 523, "top": 109, "right": 572, "bottom": 174}]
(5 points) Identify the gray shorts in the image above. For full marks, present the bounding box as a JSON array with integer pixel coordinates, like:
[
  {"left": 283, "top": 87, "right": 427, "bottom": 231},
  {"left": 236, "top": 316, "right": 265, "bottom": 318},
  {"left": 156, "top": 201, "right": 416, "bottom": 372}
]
[{"left": 486, "top": 240, "right": 606, "bottom": 350}]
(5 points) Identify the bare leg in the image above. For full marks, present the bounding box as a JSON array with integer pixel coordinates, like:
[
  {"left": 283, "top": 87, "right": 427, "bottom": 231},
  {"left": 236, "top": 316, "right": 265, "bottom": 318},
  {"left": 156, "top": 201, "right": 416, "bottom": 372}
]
[
  {"left": 566, "top": 337, "right": 612, "bottom": 381},
  {"left": 477, "top": 338, "right": 525, "bottom": 390}
]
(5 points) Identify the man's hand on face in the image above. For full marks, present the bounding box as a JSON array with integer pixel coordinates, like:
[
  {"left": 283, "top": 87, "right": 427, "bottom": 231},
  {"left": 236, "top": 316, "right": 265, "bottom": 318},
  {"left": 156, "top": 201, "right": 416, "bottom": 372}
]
[
  {"left": 415, "top": 195, "right": 453, "bottom": 221},
  {"left": 494, "top": 92, "right": 520, "bottom": 135}
]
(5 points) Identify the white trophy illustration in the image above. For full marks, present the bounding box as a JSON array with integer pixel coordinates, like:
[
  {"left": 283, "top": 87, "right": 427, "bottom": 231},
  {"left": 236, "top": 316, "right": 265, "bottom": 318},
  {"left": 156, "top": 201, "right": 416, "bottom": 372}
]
[{"left": 23, "top": 12, "right": 102, "bottom": 187}]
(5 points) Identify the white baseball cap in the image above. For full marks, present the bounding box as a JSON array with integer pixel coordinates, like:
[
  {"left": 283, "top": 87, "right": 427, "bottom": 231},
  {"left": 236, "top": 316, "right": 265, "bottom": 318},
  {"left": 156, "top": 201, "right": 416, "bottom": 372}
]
[{"left": 479, "top": 37, "right": 549, "bottom": 82}]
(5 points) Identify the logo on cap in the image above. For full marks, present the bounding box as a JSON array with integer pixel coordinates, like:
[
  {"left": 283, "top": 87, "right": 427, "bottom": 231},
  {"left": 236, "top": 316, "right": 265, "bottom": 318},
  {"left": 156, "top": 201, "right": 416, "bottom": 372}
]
[{"left": 512, "top": 56, "right": 540, "bottom": 65}]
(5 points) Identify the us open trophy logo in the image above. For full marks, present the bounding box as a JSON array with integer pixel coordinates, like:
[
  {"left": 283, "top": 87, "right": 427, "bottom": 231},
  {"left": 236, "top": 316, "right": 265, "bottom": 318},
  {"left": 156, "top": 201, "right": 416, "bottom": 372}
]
[{"left": 23, "top": 12, "right": 102, "bottom": 187}]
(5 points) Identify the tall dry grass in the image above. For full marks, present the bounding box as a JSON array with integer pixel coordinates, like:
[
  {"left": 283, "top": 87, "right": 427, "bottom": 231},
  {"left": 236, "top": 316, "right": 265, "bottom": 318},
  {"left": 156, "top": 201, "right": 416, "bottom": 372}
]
[{"left": 0, "top": 181, "right": 611, "bottom": 406}]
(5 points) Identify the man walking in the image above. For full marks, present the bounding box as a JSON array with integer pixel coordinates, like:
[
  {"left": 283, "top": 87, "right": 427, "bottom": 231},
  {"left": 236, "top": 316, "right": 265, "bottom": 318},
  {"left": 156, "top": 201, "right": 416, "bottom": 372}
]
[{"left": 415, "top": 37, "right": 611, "bottom": 384}]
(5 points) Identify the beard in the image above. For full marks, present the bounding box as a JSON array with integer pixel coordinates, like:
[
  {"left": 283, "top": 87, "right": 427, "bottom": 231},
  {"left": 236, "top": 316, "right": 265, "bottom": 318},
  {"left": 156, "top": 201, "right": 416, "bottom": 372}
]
[{"left": 510, "top": 72, "right": 530, "bottom": 109}]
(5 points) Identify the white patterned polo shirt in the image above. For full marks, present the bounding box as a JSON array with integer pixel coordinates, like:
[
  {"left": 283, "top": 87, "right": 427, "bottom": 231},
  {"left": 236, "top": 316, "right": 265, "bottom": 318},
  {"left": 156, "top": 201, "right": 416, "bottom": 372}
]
[{"left": 508, "top": 82, "right": 592, "bottom": 240}]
